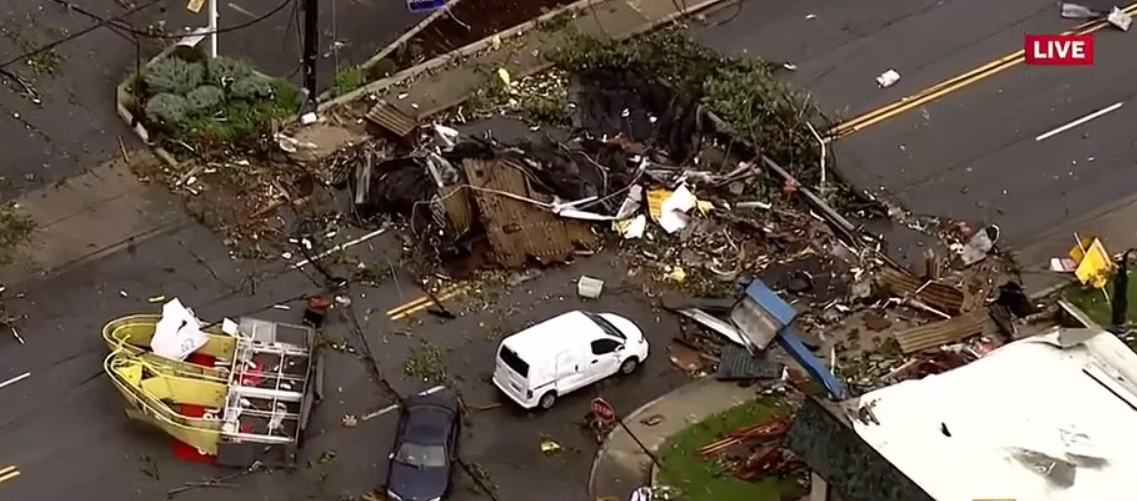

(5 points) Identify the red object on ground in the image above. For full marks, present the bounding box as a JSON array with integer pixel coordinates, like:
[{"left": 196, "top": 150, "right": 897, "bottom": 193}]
[
  {"left": 173, "top": 404, "right": 217, "bottom": 465},
  {"left": 173, "top": 353, "right": 219, "bottom": 464}
]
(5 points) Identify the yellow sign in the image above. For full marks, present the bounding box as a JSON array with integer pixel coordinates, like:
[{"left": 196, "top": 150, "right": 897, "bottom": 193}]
[
  {"left": 1069, "top": 237, "right": 1114, "bottom": 289},
  {"left": 187, "top": 0, "right": 205, "bottom": 13}
]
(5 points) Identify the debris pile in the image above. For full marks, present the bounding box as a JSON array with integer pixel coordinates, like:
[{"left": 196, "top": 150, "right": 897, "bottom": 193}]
[{"left": 696, "top": 414, "right": 806, "bottom": 483}]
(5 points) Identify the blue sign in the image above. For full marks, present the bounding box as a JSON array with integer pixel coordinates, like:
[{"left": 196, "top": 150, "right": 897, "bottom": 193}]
[{"left": 407, "top": 0, "right": 446, "bottom": 13}]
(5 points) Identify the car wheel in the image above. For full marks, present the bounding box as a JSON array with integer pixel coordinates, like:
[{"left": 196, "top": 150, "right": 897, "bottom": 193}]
[
  {"left": 620, "top": 357, "right": 639, "bottom": 375},
  {"left": 538, "top": 391, "right": 557, "bottom": 410}
]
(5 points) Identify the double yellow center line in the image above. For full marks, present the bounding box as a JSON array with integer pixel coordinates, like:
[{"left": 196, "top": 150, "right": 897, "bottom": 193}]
[
  {"left": 832, "top": 4, "right": 1137, "bottom": 138},
  {"left": 0, "top": 465, "right": 19, "bottom": 484},
  {"left": 386, "top": 285, "right": 469, "bottom": 321}
]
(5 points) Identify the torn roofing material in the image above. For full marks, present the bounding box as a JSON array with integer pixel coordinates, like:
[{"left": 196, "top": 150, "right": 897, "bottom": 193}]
[{"left": 850, "top": 327, "right": 1137, "bottom": 501}]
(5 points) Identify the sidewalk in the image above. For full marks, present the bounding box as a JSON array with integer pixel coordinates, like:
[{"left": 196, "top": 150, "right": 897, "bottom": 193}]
[
  {"left": 303, "top": 0, "right": 730, "bottom": 154},
  {"left": 587, "top": 378, "right": 758, "bottom": 501},
  {"left": 1011, "top": 190, "right": 1137, "bottom": 299},
  {"left": 0, "top": 151, "right": 190, "bottom": 285}
]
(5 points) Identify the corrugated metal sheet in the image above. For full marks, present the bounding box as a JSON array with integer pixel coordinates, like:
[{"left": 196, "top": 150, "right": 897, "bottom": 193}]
[
  {"left": 893, "top": 309, "right": 987, "bottom": 354},
  {"left": 716, "top": 344, "right": 784, "bottom": 381},
  {"left": 877, "top": 266, "right": 966, "bottom": 315},
  {"left": 462, "top": 158, "right": 598, "bottom": 268},
  {"left": 364, "top": 100, "right": 418, "bottom": 138},
  {"left": 439, "top": 185, "right": 473, "bottom": 236}
]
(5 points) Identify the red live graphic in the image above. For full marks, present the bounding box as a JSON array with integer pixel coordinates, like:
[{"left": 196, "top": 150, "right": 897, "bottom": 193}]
[{"left": 1024, "top": 34, "right": 1094, "bottom": 65}]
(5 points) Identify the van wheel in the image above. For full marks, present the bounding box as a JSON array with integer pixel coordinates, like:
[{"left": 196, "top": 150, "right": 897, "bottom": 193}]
[
  {"left": 538, "top": 392, "right": 557, "bottom": 410},
  {"left": 620, "top": 357, "right": 639, "bottom": 375}
]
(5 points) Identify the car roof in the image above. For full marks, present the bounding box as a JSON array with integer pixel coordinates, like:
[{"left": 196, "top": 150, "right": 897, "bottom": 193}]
[
  {"left": 500, "top": 310, "right": 602, "bottom": 357},
  {"left": 402, "top": 400, "right": 456, "bottom": 445}
]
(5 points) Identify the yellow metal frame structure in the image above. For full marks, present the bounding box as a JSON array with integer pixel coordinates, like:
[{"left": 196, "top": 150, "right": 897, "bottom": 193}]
[{"left": 102, "top": 315, "right": 236, "bottom": 455}]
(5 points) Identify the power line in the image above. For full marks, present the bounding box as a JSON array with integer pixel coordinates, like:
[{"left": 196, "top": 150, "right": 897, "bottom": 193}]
[
  {"left": 47, "top": 0, "right": 297, "bottom": 40},
  {"left": 0, "top": 0, "right": 171, "bottom": 70}
]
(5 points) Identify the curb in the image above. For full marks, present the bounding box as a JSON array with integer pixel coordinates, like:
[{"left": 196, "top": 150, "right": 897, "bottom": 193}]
[
  {"left": 114, "top": 44, "right": 184, "bottom": 172},
  {"left": 315, "top": 0, "right": 468, "bottom": 103},
  {"left": 321, "top": 0, "right": 732, "bottom": 111},
  {"left": 0, "top": 219, "right": 191, "bottom": 286},
  {"left": 585, "top": 383, "right": 679, "bottom": 500}
]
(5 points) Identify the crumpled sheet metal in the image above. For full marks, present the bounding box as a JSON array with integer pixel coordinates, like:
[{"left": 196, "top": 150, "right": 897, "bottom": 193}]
[
  {"left": 893, "top": 309, "right": 987, "bottom": 354},
  {"left": 365, "top": 100, "right": 418, "bottom": 138},
  {"left": 462, "top": 158, "right": 598, "bottom": 268},
  {"left": 877, "top": 266, "right": 966, "bottom": 315}
]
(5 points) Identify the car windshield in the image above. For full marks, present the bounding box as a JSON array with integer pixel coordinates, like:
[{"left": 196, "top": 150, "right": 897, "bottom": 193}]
[
  {"left": 583, "top": 312, "right": 625, "bottom": 340},
  {"left": 395, "top": 442, "right": 448, "bottom": 468}
]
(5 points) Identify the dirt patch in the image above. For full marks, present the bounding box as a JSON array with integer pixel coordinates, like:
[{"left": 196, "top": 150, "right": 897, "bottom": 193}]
[{"left": 394, "top": 0, "right": 574, "bottom": 67}]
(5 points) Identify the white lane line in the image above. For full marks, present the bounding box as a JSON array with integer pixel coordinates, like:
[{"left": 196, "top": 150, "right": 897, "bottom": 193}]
[
  {"left": 0, "top": 372, "right": 30, "bottom": 391},
  {"left": 291, "top": 228, "right": 388, "bottom": 270},
  {"left": 360, "top": 385, "right": 447, "bottom": 421},
  {"left": 1036, "top": 101, "right": 1125, "bottom": 142}
]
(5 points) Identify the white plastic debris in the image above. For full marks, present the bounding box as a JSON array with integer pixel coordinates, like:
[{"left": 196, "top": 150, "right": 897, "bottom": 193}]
[
  {"left": 1061, "top": 2, "right": 1098, "bottom": 18},
  {"left": 876, "top": 69, "right": 901, "bottom": 88},
  {"left": 151, "top": 299, "right": 208, "bottom": 362},
  {"left": 221, "top": 318, "right": 240, "bottom": 336},
  {"left": 614, "top": 214, "right": 647, "bottom": 239},
  {"left": 959, "top": 224, "right": 1001, "bottom": 266},
  {"left": 299, "top": 112, "right": 318, "bottom": 125},
  {"left": 577, "top": 276, "right": 605, "bottom": 299},
  {"left": 432, "top": 124, "right": 461, "bottom": 150},
  {"left": 658, "top": 185, "right": 697, "bottom": 233},
  {"left": 1109, "top": 7, "right": 1132, "bottom": 30}
]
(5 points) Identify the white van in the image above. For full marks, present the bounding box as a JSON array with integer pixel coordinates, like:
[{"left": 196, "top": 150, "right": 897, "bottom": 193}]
[{"left": 492, "top": 310, "right": 650, "bottom": 410}]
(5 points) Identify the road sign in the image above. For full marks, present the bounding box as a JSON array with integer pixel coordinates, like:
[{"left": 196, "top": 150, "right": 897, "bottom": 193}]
[
  {"left": 407, "top": 0, "right": 446, "bottom": 13},
  {"left": 591, "top": 397, "right": 615, "bottom": 423}
]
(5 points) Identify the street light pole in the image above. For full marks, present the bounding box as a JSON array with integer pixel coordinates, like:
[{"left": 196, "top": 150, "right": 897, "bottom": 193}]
[
  {"left": 302, "top": 0, "right": 319, "bottom": 108},
  {"left": 207, "top": 0, "right": 218, "bottom": 58}
]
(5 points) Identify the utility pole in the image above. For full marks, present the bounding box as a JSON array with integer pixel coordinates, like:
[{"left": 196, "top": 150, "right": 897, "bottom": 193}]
[
  {"left": 207, "top": 0, "right": 218, "bottom": 58},
  {"left": 302, "top": 0, "right": 319, "bottom": 109}
]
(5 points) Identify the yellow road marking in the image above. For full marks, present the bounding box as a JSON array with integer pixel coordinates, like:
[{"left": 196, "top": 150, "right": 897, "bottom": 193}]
[
  {"left": 386, "top": 285, "right": 464, "bottom": 315},
  {"left": 0, "top": 465, "right": 19, "bottom": 484},
  {"left": 389, "top": 286, "right": 470, "bottom": 321},
  {"left": 832, "top": 4, "right": 1137, "bottom": 138}
]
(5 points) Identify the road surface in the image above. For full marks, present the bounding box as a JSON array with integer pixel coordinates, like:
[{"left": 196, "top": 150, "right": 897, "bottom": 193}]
[
  {"left": 835, "top": 28, "right": 1137, "bottom": 247},
  {"left": 0, "top": 0, "right": 422, "bottom": 200}
]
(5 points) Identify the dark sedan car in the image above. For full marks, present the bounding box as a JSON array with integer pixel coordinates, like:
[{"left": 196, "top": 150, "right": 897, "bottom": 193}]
[{"left": 385, "top": 391, "right": 461, "bottom": 501}]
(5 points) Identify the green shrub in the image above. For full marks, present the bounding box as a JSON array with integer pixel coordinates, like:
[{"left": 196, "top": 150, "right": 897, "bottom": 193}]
[
  {"left": 143, "top": 57, "right": 204, "bottom": 96},
  {"left": 367, "top": 58, "right": 398, "bottom": 80},
  {"left": 207, "top": 56, "right": 254, "bottom": 87},
  {"left": 185, "top": 85, "right": 225, "bottom": 115},
  {"left": 145, "top": 93, "right": 191, "bottom": 127},
  {"left": 230, "top": 75, "right": 274, "bottom": 101},
  {"left": 332, "top": 67, "right": 366, "bottom": 97}
]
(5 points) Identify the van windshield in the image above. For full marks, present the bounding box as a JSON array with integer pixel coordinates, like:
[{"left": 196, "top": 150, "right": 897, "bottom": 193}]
[
  {"left": 498, "top": 346, "right": 530, "bottom": 377},
  {"left": 583, "top": 312, "right": 625, "bottom": 340}
]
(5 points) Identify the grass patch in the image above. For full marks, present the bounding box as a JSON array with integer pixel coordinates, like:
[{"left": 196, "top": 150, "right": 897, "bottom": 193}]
[
  {"left": 331, "top": 66, "right": 367, "bottom": 97},
  {"left": 657, "top": 399, "right": 798, "bottom": 501},
  {"left": 1062, "top": 276, "right": 1137, "bottom": 326}
]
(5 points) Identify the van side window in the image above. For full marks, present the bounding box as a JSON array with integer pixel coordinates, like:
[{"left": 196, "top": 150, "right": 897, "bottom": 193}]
[{"left": 590, "top": 338, "right": 621, "bottom": 355}]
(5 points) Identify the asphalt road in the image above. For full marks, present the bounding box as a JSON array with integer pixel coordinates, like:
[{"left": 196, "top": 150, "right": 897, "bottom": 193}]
[
  {"left": 0, "top": 0, "right": 423, "bottom": 200},
  {"left": 0, "top": 222, "right": 405, "bottom": 500},
  {"left": 349, "top": 252, "right": 690, "bottom": 501},
  {"left": 691, "top": 0, "right": 1067, "bottom": 120},
  {"left": 835, "top": 32, "right": 1137, "bottom": 247}
]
